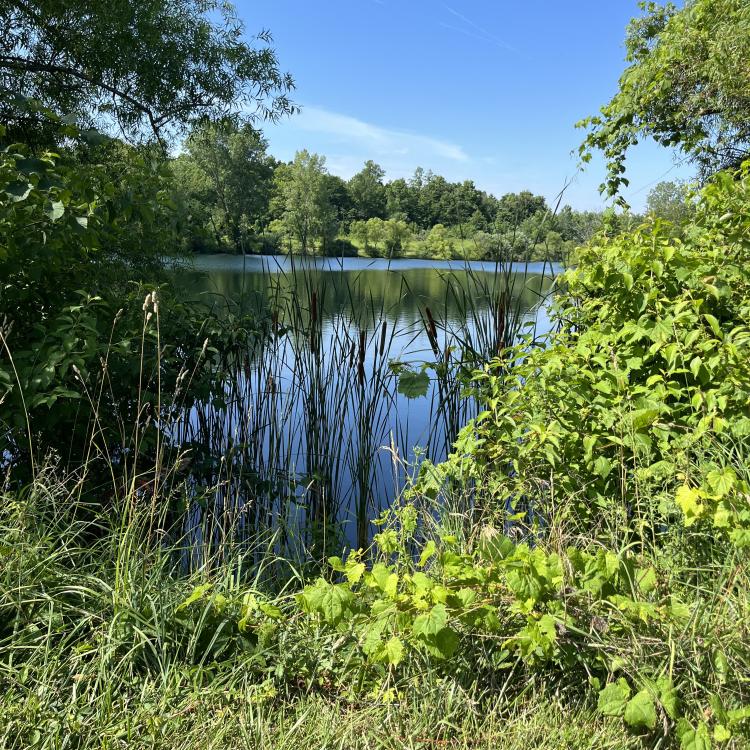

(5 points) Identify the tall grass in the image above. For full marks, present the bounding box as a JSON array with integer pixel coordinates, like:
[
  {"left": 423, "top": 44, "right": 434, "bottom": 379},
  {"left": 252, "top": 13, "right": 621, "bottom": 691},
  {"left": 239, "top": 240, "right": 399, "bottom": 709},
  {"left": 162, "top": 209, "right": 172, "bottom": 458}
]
[{"left": 167, "top": 253, "right": 555, "bottom": 559}]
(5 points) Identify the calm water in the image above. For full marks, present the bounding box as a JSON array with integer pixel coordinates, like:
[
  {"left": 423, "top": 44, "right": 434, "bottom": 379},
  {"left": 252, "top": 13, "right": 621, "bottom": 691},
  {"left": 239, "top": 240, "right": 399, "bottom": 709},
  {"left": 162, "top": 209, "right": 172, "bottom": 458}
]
[{"left": 171, "top": 254, "right": 560, "bottom": 551}]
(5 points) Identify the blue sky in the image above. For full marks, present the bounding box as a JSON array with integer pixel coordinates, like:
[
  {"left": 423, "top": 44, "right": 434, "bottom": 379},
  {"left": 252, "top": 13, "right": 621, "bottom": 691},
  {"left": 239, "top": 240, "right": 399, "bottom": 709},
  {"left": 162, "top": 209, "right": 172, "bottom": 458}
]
[{"left": 237, "top": 0, "right": 690, "bottom": 211}]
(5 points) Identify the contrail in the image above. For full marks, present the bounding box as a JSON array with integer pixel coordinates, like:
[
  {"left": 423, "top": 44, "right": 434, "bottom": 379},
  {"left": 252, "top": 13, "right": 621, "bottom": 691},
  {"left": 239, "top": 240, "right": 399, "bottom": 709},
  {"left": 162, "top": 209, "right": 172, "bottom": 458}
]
[{"left": 442, "top": 3, "right": 518, "bottom": 53}]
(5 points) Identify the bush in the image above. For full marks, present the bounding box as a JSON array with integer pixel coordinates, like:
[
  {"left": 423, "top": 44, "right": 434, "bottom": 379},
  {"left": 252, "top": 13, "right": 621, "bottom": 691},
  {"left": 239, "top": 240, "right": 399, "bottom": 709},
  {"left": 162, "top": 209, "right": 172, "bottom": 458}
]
[{"left": 426, "top": 224, "right": 455, "bottom": 258}]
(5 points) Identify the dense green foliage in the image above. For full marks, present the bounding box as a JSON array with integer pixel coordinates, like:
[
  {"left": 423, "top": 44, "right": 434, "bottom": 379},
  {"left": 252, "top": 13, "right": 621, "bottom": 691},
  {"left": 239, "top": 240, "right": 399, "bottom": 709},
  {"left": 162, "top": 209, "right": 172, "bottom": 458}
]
[
  {"left": 0, "top": 0, "right": 295, "bottom": 146},
  {"left": 580, "top": 0, "right": 750, "bottom": 198},
  {"left": 171, "top": 120, "right": 278, "bottom": 253},
  {"left": 4, "top": 155, "right": 750, "bottom": 750},
  {"left": 3, "top": 0, "right": 750, "bottom": 747},
  {"left": 174, "top": 140, "right": 608, "bottom": 260},
  {"left": 447, "top": 164, "right": 750, "bottom": 540},
  {"left": 0, "top": 0, "right": 290, "bottom": 489}
]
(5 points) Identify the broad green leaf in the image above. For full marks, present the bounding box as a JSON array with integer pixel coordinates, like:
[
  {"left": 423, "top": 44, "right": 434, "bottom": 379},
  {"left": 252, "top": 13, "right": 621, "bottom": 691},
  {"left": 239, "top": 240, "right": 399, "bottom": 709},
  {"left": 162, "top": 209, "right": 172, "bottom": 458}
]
[
  {"left": 624, "top": 689, "right": 657, "bottom": 730},
  {"left": 637, "top": 566, "right": 657, "bottom": 594},
  {"left": 397, "top": 370, "right": 430, "bottom": 399},
  {"left": 345, "top": 560, "right": 366, "bottom": 585},
  {"left": 413, "top": 603, "right": 447, "bottom": 637},
  {"left": 299, "top": 579, "right": 354, "bottom": 625},
  {"left": 176, "top": 583, "right": 212, "bottom": 612},
  {"left": 657, "top": 677, "right": 679, "bottom": 720},
  {"left": 629, "top": 407, "right": 660, "bottom": 430},
  {"left": 703, "top": 314, "right": 722, "bottom": 338},
  {"left": 258, "top": 601, "right": 283, "bottom": 619},
  {"left": 594, "top": 456, "right": 613, "bottom": 479},
  {"left": 676, "top": 484, "right": 703, "bottom": 526},
  {"left": 679, "top": 722, "right": 711, "bottom": 750},
  {"left": 478, "top": 526, "right": 514, "bottom": 563},
  {"left": 726, "top": 705, "right": 750, "bottom": 725},
  {"left": 419, "top": 626, "right": 459, "bottom": 659},
  {"left": 373, "top": 529, "right": 398, "bottom": 553},
  {"left": 45, "top": 200, "right": 65, "bottom": 221},
  {"left": 371, "top": 563, "right": 398, "bottom": 598},
  {"left": 706, "top": 467, "right": 736, "bottom": 498},
  {"left": 597, "top": 678, "right": 631, "bottom": 717},
  {"left": 3, "top": 180, "right": 32, "bottom": 202},
  {"left": 714, "top": 725, "right": 731, "bottom": 743},
  {"left": 384, "top": 636, "right": 404, "bottom": 666},
  {"left": 419, "top": 539, "right": 437, "bottom": 567}
]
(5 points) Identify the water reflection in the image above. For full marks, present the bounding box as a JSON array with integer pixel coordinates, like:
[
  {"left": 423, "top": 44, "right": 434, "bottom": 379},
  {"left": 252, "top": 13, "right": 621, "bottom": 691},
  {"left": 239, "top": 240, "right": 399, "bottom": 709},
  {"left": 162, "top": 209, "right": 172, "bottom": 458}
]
[{"left": 171, "top": 254, "right": 560, "bottom": 553}]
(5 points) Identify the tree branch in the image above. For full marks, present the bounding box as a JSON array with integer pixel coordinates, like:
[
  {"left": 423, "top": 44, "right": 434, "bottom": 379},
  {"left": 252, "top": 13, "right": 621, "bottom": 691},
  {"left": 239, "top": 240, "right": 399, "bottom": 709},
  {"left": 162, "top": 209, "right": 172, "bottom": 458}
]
[{"left": 0, "top": 54, "right": 167, "bottom": 151}]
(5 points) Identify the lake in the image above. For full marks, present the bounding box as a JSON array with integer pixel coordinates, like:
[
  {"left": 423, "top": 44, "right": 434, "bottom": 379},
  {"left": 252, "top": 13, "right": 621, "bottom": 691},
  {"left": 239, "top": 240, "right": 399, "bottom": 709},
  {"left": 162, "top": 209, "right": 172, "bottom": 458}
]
[{"left": 171, "top": 254, "right": 560, "bottom": 554}]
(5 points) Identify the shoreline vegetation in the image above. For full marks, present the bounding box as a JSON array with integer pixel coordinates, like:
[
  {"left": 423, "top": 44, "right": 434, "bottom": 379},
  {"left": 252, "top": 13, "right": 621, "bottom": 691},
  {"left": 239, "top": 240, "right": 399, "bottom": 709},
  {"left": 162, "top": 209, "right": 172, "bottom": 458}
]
[{"left": 2, "top": 0, "right": 750, "bottom": 748}]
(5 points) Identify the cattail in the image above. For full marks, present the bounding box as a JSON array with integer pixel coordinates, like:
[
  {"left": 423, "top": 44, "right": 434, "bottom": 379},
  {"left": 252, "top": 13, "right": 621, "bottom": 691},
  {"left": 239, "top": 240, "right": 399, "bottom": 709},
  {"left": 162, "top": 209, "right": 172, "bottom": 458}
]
[
  {"left": 358, "top": 329, "right": 366, "bottom": 387},
  {"left": 379, "top": 320, "right": 387, "bottom": 357},
  {"left": 424, "top": 306, "right": 440, "bottom": 358}
]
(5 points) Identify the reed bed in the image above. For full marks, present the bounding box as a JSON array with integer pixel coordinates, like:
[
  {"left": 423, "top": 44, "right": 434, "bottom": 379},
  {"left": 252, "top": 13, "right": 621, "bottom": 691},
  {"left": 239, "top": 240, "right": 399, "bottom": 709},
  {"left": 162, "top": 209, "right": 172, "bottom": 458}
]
[{"left": 167, "top": 254, "right": 555, "bottom": 562}]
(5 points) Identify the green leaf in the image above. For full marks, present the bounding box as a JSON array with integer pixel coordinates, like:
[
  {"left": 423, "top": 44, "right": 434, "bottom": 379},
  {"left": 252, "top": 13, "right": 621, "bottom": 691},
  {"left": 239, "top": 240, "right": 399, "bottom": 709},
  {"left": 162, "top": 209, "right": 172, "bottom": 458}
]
[
  {"left": 629, "top": 407, "right": 660, "bottom": 430},
  {"left": 657, "top": 677, "right": 679, "bottom": 720},
  {"left": 413, "top": 603, "right": 448, "bottom": 637},
  {"left": 594, "top": 456, "right": 613, "bottom": 479},
  {"left": 299, "top": 579, "right": 354, "bottom": 625},
  {"left": 397, "top": 370, "right": 430, "bottom": 399},
  {"left": 4, "top": 180, "right": 33, "bottom": 202},
  {"left": 45, "top": 200, "right": 65, "bottom": 221},
  {"left": 703, "top": 314, "right": 722, "bottom": 338},
  {"left": 679, "top": 722, "right": 711, "bottom": 750},
  {"left": 478, "top": 527, "right": 514, "bottom": 563},
  {"left": 676, "top": 484, "right": 703, "bottom": 526},
  {"left": 373, "top": 529, "right": 398, "bottom": 553},
  {"left": 597, "top": 678, "right": 631, "bottom": 717},
  {"left": 176, "top": 583, "right": 212, "bottom": 612},
  {"left": 637, "top": 566, "right": 657, "bottom": 594},
  {"left": 371, "top": 563, "right": 398, "bottom": 598},
  {"left": 419, "top": 539, "right": 437, "bottom": 567},
  {"left": 384, "top": 636, "right": 404, "bottom": 666},
  {"left": 714, "top": 724, "right": 731, "bottom": 743},
  {"left": 345, "top": 560, "right": 366, "bottom": 585},
  {"left": 258, "top": 601, "right": 283, "bottom": 619},
  {"left": 706, "top": 467, "right": 736, "bottom": 498},
  {"left": 624, "top": 689, "right": 657, "bottom": 730}
]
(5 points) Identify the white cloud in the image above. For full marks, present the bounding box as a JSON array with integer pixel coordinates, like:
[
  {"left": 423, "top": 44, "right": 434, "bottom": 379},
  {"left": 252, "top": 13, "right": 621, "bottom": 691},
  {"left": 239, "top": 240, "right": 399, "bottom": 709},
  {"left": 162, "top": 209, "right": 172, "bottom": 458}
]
[{"left": 278, "top": 105, "right": 470, "bottom": 166}]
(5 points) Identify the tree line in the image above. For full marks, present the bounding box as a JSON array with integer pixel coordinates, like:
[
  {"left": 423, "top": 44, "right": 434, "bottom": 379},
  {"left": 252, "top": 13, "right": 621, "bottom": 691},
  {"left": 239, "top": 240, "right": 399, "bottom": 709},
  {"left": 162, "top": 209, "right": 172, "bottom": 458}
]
[{"left": 171, "top": 124, "right": 612, "bottom": 261}]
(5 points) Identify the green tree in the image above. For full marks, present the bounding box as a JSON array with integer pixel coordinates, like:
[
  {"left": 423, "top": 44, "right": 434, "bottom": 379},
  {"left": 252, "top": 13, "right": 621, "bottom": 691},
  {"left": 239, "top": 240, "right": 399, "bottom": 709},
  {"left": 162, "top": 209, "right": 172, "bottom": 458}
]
[
  {"left": 385, "top": 178, "right": 418, "bottom": 223},
  {"left": 274, "top": 150, "right": 336, "bottom": 253},
  {"left": 348, "top": 160, "right": 386, "bottom": 220},
  {"left": 349, "top": 219, "right": 370, "bottom": 253},
  {"left": 579, "top": 0, "right": 750, "bottom": 198},
  {"left": 383, "top": 219, "right": 411, "bottom": 258},
  {"left": 646, "top": 180, "right": 695, "bottom": 225},
  {"left": 425, "top": 224, "right": 454, "bottom": 258},
  {"left": 324, "top": 174, "right": 355, "bottom": 229},
  {"left": 0, "top": 0, "right": 296, "bottom": 147},
  {"left": 172, "top": 120, "right": 274, "bottom": 251},
  {"left": 365, "top": 217, "right": 386, "bottom": 254},
  {"left": 495, "top": 191, "right": 548, "bottom": 229}
]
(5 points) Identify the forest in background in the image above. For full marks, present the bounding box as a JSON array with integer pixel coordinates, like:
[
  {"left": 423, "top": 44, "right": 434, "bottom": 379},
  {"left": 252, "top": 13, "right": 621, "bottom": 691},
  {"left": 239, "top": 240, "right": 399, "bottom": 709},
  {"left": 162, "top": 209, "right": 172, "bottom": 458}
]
[{"left": 171, "top": 125, "right": 692, "bottom": 261}]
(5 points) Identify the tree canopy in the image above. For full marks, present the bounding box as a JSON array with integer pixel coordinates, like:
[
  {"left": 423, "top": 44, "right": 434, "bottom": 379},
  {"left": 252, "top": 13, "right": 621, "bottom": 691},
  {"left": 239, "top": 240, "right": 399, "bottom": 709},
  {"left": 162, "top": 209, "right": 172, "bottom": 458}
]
[
  {"left": 172, "top": 120, "right": 276, "bottom": 251},
  {"left": 579, "top": 0, "right": 750, "bottom": 199},
  {"left": 0, "top": 0, "right": 296, "bottom": 146}
]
